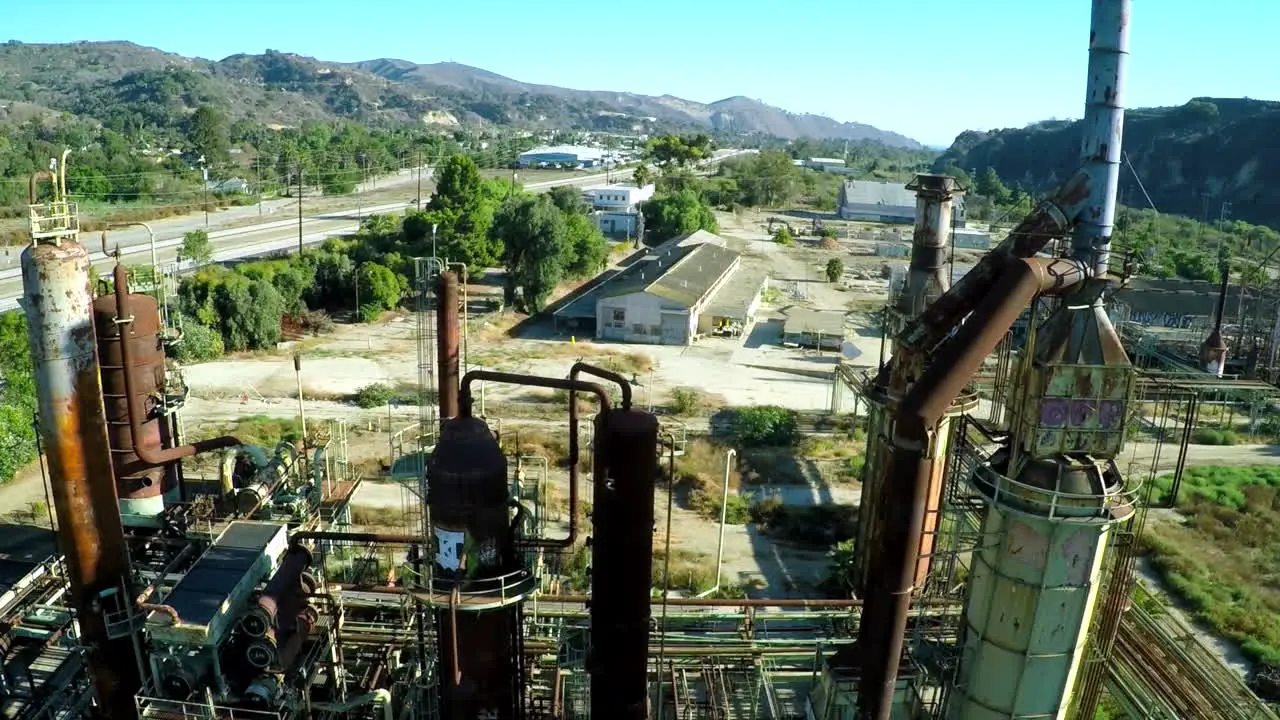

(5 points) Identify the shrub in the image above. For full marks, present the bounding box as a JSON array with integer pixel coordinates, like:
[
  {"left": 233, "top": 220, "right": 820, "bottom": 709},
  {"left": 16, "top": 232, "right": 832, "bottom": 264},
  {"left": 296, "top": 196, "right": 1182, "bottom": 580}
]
[
  {"left": 172, "top": 319, "right": 224, "bottom": 364},
  {"left": 1191, "top": 428, "right": 1240, "bottom": 445},
  {"left": 730, "top": 406, "right": 798, "bottom": 447},
  {"left": 773, "top": 226, "right": 794, "bottom": 246},
  {"left": 351, "top": 382, "right": 393, "bottom": 409},
  {"left": 297, "top": 310, "right": 334, "bottom": 335},
  {"left": 825, "top": 258, "right": 844, "bottom": 282}
]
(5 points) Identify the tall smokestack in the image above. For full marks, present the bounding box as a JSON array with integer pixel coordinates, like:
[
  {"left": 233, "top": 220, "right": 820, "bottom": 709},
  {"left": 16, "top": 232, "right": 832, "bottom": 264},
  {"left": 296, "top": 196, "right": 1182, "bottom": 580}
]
[
  {"left": 898, "top": 174, "right": 962, "bottom": 320},
  {"left": 437, "top": 271, "right": 460, "bottom": 421},
  {"left": 1201, "top": 265, "right": 1230, "bottom": 376},
  {"left": 20, "top": 239, "right": 141, "bottom": 720},
  {"left": 1072, "top": 0, "right": 1130, "bottom": 275}
]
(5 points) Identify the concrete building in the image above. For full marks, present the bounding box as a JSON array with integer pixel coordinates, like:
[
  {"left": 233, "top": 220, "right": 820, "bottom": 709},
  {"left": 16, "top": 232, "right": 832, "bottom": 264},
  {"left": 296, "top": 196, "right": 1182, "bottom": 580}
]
[
  {"left": 838, "top": 180, "right": 966, "bottom": 226},
  {"left": 782, "top": 308, "right": 845, "bottom": 350},
  {"left": 584, "top": 184, "right": 655, "bottom": 237},
  {"left": 552, "top": 230, "right": 766, "bottom": 344},
  {"left": 517, "top": 145, "right": 607, "bottom": 168}
]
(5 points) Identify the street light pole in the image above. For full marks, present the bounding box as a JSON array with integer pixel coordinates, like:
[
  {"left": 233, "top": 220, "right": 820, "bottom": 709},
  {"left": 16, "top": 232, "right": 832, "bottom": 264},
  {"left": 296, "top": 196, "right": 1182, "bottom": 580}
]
[
  {"left": 431, "top": 224, "right": 438, "bottom": 260},
  {"left": 296, "top": 165, "right": 304, "bottom": 255},
  {"left": 714, "top": 448, "right": 738, "bottom": 592},
  {"left": 415, "top": 150, "right": 423, "bottom": 211}
]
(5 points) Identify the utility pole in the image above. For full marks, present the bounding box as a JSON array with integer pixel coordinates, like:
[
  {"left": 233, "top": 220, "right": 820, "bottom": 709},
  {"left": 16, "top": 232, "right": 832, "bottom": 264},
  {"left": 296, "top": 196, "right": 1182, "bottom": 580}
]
[
  {"left": 431, "top": 223, "right": 438, "bottom": 260},
  {"left": 199, "top": 155, "right": 209, "bottom": 226},
  {"left": 297, "top": 164, "right": 304, "bottom": 255},
  {"left": 357, "top": 152, "right": 367, "bottom": 220},
  {"left": 415, "top": 149, "right": 423, "bottom": 211}
]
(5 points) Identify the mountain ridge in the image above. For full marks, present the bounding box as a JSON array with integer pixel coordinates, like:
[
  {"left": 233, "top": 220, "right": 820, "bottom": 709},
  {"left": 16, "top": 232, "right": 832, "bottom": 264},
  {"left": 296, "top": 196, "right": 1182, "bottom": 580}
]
[
  {"left": 0, "top": 40, "right": 921, "bottom": 147},
  {"left": 933, "top": 97, "right": 1280, "bottom": 228}
]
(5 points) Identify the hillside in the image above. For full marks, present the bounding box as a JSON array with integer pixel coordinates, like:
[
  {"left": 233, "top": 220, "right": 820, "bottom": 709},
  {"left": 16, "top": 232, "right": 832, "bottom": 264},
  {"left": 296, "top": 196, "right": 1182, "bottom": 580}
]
[
  {"left": 0, "top": 41, "right": 920, "bottom": 146},
  {"left": 933, "top": 98, "right": 1280, "bottom": 228}
]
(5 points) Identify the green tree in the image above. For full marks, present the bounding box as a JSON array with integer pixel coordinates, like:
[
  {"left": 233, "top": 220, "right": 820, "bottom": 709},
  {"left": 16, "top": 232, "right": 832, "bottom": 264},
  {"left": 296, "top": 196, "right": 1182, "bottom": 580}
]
[
  {"left": 66, "top": 166, "right": 112, "bottom": 201},
  {"left": 975, "top": 167, "right": 1011, "bottom": 205},
  {"left": 493, "top": 195, "right": 569, "bottom": 312},
  {"left": 563, "top": 213, "right": 608, "bottom": 278},
  {"left": 641, "top": 189, "right": 718, "bottom": 243},
  {"left": 0, "top": 312, "right": 36, "bottom": 484},
  {"left": 425, "top": 155, "right": 504, "bottom": 270},
  {"left": 178, "top": 230, "right": 213, "bottom": 266},
  {"left": 632, "top": 163, "right": 655, "bottom": 188},
  {"left": 215, "top": 277, "right": 284, "bottom": 351},
  {"left": 645, "top": 134, "right": 714, "bottom": 169},
  {"left": 186, "top": 106, "right": 230, "bottom": 165},
  {"left": 825, "top": 257, "right": 844, "bottom": 282},
  {"left": 359, "top": 261, "right": 402, "bottom": 311},
  {"left": 548, "top": 185, "right": 588, "bottom": 215}
]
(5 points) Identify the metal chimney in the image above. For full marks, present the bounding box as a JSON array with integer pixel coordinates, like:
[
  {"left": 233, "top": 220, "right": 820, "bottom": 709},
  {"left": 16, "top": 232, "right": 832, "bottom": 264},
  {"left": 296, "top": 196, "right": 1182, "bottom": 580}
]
[{"left": 1072, "top": 0, "right": 1130, "bottom": 274}]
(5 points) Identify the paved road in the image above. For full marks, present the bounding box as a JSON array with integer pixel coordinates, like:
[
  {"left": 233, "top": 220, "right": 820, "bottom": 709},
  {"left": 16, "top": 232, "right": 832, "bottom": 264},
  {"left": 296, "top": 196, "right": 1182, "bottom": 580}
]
[{"left": 0, "top": 167, "right": 640, "bottom": 312}]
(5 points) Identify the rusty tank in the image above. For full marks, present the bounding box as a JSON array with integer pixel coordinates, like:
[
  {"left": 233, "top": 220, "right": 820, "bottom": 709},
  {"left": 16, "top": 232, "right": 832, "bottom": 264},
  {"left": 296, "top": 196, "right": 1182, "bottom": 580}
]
[{"left": 94, "top": 289, "right": 167, "bottom": 521}]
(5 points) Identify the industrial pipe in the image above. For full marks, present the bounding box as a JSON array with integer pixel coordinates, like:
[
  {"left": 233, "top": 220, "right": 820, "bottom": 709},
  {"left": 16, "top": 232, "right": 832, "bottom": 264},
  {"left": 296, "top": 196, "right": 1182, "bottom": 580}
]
[
  {"left": 459, "top": 369, "right": 610, "bottom": 549},
  {"left": 437, "top": 271, "right": 460, "bottom": 420},
  {"left": 569, "top": 361, "right": 634, "bottom": 411},
  {"left": 112, "top": 263, "right": 240, "bottom": 465},
  {"left": 855, "top": 257, "right": 1087, "bottom": 720},
  {"left": 135, "top": 544, "right": 200, "bottom": 604},
  {"left": 241, "top": 545, "right": 315, "bottom": 637},
  {"left": 1072, "top": 0, "right": 1130, "bottom": 274},
  {"left": 20, "top": 238, "right": 142, "bottom": 720},
  {"left": 893, "top": 170, "right": 1093, "bottom": 361}
]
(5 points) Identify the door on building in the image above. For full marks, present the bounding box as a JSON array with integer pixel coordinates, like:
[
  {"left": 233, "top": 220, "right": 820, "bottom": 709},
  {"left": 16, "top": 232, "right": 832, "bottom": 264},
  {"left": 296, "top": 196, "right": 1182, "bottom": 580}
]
[{"left": 660, "top": 313, "right": 686, "bottom": 345}]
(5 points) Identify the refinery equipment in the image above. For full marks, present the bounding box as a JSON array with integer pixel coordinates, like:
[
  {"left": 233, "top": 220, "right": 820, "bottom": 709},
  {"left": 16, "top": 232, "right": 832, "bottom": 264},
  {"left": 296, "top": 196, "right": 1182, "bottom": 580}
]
[{"left": 8, "top": 2, "right": 1280, "bottom": 719}]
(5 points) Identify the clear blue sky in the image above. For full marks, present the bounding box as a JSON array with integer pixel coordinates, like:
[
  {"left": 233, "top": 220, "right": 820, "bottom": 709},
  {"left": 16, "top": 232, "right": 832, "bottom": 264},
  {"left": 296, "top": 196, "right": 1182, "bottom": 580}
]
[{"left": 4, "top": 0, "right": 1276, "bottom": 147}]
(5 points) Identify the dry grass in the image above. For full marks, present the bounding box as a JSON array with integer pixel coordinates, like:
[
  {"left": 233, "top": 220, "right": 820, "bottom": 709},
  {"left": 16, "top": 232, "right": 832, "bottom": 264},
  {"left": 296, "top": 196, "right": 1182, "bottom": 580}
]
[{"left": 664, "top": 387, "right": 728, "bottom": 417}]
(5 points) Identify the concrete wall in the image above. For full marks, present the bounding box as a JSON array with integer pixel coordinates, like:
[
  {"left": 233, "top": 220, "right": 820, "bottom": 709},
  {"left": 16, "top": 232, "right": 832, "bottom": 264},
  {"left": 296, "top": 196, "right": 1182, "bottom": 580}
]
[{"left": 596, "top": 291, "right": 689, "bottom": 345}]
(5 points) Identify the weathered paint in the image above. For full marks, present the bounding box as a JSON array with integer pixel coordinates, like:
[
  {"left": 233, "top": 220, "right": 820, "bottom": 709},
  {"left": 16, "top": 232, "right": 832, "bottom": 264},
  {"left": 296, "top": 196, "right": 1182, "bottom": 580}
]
[
  {"left": 949, "top": 507, "right": 1116, "bottom": 720},
  {"left": 1009, "top": 363, "right": 1134, "bottom": 459},
  {"left": 19, "top": 239, "right": 141, "bottom": 720},
  {"left": 94, "top": 291, "right": 166, "bottom": 519},
  {"left": 1071, "top": 0, "right": 1131, "bottom": 274}
]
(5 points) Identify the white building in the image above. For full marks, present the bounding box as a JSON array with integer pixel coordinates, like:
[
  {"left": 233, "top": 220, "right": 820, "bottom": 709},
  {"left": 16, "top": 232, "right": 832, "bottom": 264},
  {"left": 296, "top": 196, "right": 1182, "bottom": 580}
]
[
  {"left": 584, "top": 184, "right": 655, "bottom": 237},
  {"left": 553, "top": 230, "right": 767, "bottom": 345},
  {"left": 517, "top": 145, "right": 607, "bottom": 168}
]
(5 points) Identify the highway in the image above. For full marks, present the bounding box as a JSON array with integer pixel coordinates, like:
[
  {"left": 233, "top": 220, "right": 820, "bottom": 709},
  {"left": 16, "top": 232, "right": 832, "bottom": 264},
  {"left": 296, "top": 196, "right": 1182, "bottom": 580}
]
[{"left": 0, "top": 165, "right": 646, "bottom": 312}]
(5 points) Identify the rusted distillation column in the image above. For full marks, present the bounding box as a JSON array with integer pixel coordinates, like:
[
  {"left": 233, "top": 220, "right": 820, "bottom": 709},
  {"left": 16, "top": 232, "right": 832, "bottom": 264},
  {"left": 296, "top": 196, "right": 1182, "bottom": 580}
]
[
  {"left": 566, "top": 363, "right": 658, "bottom": 720},
  {"left": 100, "top": 264, "right": 241, "bottom": 520},
  {"left": 20, "top": 238, "right": 142, "bottom": 720},
  {"left": 1201, "top": 264, "right": 1230, "bottom": 376},
  {"left": 438, "top": 271, "right": 461, "bottom": 421},
  {"left": 853, "top": 174, "right": 970, "bottom": 597},
  {"left": 425, "top": 370, "right": 607, "bottom": 720}
]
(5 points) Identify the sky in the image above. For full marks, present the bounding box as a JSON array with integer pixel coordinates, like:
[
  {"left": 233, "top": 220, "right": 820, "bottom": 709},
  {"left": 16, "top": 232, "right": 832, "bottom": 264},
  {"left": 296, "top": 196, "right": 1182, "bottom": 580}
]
[{"left": 3, "top": 0, "right": 1278, "bottom": 147}]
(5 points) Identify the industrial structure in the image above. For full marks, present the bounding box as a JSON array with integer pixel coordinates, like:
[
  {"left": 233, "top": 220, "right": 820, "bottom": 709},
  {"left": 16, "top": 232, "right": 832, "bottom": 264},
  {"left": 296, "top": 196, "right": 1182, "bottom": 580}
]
[
  {"left": 552, "top": 230, "right": 768, "bottom": 343},
  {"left": 837, "top": 180, "right": 968, "bottom": 226},
  {"left": 4, "top": 3, "right": 1280, "bottom": 720}
]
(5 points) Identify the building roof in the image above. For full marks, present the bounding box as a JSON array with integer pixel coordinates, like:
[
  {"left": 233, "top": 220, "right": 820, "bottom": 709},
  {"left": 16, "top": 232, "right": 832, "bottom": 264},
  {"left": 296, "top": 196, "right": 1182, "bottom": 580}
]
[
  {"left": 519, "top": 144, "right": 605, "bottom": 160},
  {"left": 553, "top": 230, "right": 728, "bottom": 319},
  {"left": 643, "top": 243, "right": 740, "bottom": 308},
  {"left": 704, "top": 266, "right": 768, "bottom": 320},
  {"left": 839, "top": 180, "right": 917, "bottom": 208},
  {"left": 783, "top": 308, "right": 846, "bottom": 337}
]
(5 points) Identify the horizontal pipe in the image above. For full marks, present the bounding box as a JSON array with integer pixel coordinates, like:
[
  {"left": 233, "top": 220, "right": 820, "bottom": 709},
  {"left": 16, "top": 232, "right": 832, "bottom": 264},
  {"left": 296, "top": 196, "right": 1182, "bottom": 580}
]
[
  {"left": 570, "top": 361, "right": 633, "bottom": 411},
  {"left": 112, "top": 264, "right": 239, "bottom": 465},
  {"left": 858, "top": 256, "right": 1088, "bottom": 720},
  {"left": 330, "top": 587, "right": 958, "bottom": 609},
  {"left": 459, "top": 369, "right": 610, "bottom": 549},
  {"left": 293, "top": 531, "right": 421, "bottom": 544}
]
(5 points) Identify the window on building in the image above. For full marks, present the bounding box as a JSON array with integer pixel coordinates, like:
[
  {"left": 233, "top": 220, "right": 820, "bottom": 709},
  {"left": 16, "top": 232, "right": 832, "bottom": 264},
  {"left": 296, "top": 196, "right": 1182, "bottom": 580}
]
[
  {"left": 612, "top": 309, "right": 626, "bottom": 323},
  {"left": 632, "top": 323, "right": 646, "bottom": 335}
]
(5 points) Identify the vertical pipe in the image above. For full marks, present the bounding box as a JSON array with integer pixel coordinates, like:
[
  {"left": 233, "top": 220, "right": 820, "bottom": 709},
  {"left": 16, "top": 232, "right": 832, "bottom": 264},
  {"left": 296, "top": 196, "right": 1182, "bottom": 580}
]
[
  {"left": 20, "top": 239, "right": 141, "bottom": 720},
  {"left": 590, "top": 409, "right": 659, "bottom": 720},
  {"left": 437, "top": 271, "right": 460, "bottom": 421},
  {"left": 1072, "top": 0, "right": 1131, "bottom": 274}
]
